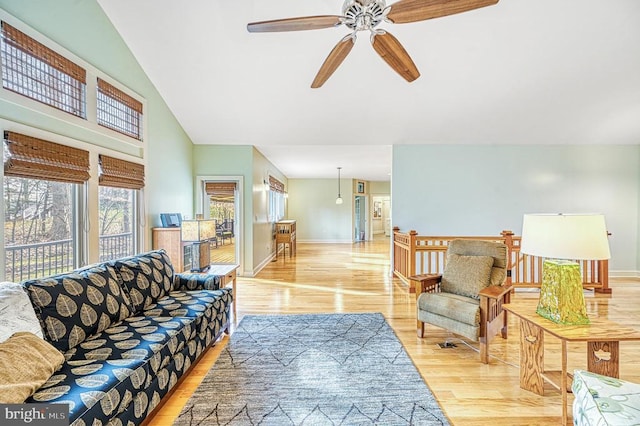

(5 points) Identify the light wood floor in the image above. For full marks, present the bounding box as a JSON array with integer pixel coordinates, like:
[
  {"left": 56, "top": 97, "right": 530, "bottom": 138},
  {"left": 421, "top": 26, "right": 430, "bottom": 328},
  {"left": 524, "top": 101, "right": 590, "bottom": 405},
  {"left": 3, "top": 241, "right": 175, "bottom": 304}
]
[{"left": 151, "top": 236, "right": 640, "bottom": 425}]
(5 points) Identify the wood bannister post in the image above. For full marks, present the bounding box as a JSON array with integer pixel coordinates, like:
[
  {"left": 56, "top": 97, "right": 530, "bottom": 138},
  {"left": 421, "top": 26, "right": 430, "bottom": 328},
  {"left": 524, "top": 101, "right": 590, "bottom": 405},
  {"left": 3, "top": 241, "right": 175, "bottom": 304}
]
[
  {"left": 408, "top": 230, "right": 417, "bottom": 278},
  {"left": 501, "top": 230, "right": 514, "bottom": 287}
]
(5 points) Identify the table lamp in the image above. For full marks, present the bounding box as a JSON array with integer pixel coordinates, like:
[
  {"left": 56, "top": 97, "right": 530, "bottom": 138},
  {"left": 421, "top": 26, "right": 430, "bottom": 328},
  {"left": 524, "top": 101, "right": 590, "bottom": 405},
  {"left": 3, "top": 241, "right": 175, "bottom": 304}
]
[
  {"left": 520, "top": 213, "right": 610, "bottom": 325},
  {"left": 181, "top": 219, "right": 216, "bottom": 272}
]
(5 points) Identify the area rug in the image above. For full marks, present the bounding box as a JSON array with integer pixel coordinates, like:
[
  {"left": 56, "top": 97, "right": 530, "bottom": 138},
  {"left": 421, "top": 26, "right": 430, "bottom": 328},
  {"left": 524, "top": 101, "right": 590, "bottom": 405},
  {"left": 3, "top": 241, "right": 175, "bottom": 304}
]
[{"left": 174, "top": 313, "right": 449, "bottom": 425}]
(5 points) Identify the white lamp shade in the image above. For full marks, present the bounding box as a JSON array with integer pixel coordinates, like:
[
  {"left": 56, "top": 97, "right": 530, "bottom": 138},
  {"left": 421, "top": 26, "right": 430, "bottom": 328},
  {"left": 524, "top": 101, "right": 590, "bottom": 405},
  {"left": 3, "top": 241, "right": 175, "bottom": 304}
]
[
  {"left": 520, "top": 213, "right": 610, "bottom": 260},
  {"left": 181, "top": 219, "right": 216, "bottom": 242}
]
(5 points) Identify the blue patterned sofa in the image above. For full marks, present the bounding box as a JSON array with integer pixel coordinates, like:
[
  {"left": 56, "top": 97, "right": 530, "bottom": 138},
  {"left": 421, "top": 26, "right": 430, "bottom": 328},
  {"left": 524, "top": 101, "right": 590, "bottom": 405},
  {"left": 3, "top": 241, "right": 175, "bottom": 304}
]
[{"left": 12, "top": 250, "right": 232, "bottom": 426}]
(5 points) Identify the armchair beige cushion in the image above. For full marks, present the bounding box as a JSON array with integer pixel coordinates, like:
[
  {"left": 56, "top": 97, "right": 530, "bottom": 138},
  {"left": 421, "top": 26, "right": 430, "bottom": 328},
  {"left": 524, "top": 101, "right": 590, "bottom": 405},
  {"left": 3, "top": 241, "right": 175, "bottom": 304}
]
[{"left": 441, "top": 254, "right": 493, "bottom": 299}]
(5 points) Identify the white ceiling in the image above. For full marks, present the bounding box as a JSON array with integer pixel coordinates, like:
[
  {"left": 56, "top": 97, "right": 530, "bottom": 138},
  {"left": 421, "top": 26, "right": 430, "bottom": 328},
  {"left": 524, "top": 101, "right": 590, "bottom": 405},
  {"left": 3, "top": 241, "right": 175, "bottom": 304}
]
[{"left": 97, "top": 0, "right": 640, "bottom": 181}]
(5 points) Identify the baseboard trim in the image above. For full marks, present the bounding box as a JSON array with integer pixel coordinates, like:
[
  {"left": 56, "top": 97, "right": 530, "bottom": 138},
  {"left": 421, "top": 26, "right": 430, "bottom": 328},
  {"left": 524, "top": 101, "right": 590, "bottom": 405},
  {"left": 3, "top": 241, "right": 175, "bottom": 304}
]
[
  {"left": 610, "top": 270, "right": 640, "bottom": 278},
  {"left": 297, "top": 239, "right": 354, "bottom": 244}
]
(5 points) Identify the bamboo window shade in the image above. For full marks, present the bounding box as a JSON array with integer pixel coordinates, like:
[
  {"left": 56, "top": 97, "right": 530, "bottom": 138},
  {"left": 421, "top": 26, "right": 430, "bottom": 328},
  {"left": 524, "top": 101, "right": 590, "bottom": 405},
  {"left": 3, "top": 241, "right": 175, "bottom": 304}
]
[
  {"left": 1, "top": 22, "right": 86, "bottom": 83},
  {"left": 99, "top": 155, "right": 145, "bottom": 190},
  {"left": 3, "top": 131, "right": 90, "bottom": 184},
  {"left": 269, "top": 176, "right": 285, "bottom": 193},
  {"left": 1, "top": 22, "right": 86, "bottom": 118},
  {"left": 205, "top": 182, "right": 236, "bottom": 196},
  {"left": 97, "top": 78, "right": 143, "bottom": 140},
  {"left": 97, "top": 79, "right": 143, "bottom": 114}
]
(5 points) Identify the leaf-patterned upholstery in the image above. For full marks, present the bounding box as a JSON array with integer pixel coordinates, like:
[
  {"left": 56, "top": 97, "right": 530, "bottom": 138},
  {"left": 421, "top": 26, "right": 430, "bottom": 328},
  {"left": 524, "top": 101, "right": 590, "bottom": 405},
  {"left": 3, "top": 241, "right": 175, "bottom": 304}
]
[
  {"left": 23, "top": 263, "right": 134, "bottom": 353},
  {"left": 21, "top": 250, "right": 232, "bottom": 426},
  {"left": 111, "top": 251, "right": 175, "bottom": 314},
  {"left": 173, "top": 273, "right": 221, "bottom": 291}
]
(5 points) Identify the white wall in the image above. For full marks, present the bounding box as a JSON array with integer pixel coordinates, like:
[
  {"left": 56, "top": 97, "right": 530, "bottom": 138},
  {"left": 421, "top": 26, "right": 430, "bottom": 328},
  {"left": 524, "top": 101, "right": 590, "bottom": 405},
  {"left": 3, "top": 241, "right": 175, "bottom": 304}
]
[
  {"left": 288, "top": 179, "right": 353, "bottom": 243},
  {"left": 392, "top": 144, "right": 640, "bottom": 274}
]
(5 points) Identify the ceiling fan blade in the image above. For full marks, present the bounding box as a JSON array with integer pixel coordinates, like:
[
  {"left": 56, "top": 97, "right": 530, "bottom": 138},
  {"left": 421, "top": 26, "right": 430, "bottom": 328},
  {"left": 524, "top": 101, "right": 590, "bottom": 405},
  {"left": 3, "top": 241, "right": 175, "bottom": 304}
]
[
  {"left": 247, "top": 16, "right": 343, "bottom": 32},
  {"left": 371, "top": 31, "right": 420, "bottom": 82},
  {"left": 311, "top": 35, "right": 355, "bottom": 89},
  {"left": 386, "top": 0, "right": 498, "bottom": 24}
]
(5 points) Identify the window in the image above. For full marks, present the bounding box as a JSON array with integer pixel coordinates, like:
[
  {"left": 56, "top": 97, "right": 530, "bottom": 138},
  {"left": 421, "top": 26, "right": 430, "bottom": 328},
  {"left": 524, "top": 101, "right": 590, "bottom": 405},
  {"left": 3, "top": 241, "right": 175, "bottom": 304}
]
[
  {"left": 97, "top": 78, "right": 143, "bottom": 140},
  {"left": 268, "top": 176, "right": 285, "bottom": 222},
  {"left": 3, "top": 177, "right": 76, "bottom": 282},
  {"left": 98, "top": 187, "right": 135, "bottom": 262},
  {"left": 3, "top": 131, "right": 89, "bottom": 281},
  {"left": 0, "top": 22, "right": 86, "bottom": 118},
  {"left": 98, "top": 155, "right": 144, "bottom": 261}
]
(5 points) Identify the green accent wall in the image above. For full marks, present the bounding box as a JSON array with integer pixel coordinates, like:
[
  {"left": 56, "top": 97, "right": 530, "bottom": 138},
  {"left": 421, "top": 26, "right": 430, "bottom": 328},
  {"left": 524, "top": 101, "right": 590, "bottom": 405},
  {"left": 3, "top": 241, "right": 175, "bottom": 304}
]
[
  {"left": 0, "top": 0, "right": 195, "bottom": 240},
  {"left": 192, "top": 145, "right": 287, "bottom": 275}
]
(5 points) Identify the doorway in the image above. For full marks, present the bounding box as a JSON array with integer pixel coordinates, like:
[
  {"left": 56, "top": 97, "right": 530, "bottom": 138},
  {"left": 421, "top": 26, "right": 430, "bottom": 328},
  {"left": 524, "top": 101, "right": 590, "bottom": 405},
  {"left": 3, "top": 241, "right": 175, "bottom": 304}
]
[
  {"left": 203, "top": 180, "right": 239, "bottom": 265},
  {"left": 354, "top": 195, "right": 367, "bottom": 242}
]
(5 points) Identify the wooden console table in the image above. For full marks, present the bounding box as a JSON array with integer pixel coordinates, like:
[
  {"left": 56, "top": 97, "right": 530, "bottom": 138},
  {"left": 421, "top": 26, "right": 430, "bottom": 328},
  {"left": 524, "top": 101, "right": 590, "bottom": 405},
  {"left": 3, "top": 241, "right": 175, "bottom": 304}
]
[
  {"left": 206, "top": 264, "right": 239, "bottom": 319},
  {"left": 275, "top": 220, "right": 296, "bottom": 258},
  {"left": 504, "top": 301, "right": 640, "bottom": 425}
]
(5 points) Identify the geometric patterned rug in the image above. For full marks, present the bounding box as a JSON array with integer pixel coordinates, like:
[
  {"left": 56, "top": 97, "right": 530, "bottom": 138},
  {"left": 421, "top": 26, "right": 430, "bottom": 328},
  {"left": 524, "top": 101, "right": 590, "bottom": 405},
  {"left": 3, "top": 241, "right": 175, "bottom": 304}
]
[{"left": 174, "top": 313, "right": 450, "bottom": 425}]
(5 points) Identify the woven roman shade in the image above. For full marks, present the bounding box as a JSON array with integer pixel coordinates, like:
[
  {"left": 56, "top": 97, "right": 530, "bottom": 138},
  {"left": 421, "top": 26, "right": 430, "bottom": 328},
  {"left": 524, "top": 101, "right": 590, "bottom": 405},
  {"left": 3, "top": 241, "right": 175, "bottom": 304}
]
[
  {"left": 1, "top": 22, "right": 86, "bottom": 83},
  {"left": 97, "top": 79, "right": 143, "bottom": 114},
  {"left": 99, "top": 155, "right": 144, "bottom": 190},
  {"left": 3, "top": 131, "right": 90, "bottom": 184},
  {"left": 269, "top": 176, "right": 285, "bottom": 193},
  {"left": 205, "top": 182, "right": 236, "bottom": 196}
]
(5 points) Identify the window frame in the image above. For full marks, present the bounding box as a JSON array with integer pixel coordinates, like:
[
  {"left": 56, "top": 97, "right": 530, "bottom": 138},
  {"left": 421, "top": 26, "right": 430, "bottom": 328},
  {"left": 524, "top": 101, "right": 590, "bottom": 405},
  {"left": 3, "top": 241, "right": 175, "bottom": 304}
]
[
  {"left": 0, "top": 11, "right": 148, "bottom": 149},
  {"left": 0, "top": 21, "right": 87, "bottom": 119}
]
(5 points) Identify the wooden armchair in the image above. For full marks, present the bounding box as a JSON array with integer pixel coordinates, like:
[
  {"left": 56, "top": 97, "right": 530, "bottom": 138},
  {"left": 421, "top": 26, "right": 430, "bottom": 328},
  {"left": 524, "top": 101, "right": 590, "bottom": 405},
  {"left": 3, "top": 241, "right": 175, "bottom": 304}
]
[{"left": 416, "top": 239, "right": 512, "bottom": 364}]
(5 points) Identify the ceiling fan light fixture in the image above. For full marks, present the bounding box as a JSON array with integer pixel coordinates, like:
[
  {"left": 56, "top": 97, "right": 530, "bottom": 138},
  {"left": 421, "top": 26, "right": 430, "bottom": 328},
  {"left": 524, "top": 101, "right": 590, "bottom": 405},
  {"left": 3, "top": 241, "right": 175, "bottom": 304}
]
[{"left": 247, "top": 0, "right": 500, "bottom": 87}]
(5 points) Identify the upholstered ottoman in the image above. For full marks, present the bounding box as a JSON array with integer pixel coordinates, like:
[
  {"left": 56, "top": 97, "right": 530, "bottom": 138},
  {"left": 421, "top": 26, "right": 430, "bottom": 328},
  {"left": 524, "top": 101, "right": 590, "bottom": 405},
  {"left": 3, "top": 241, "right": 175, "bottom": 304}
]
[{"left": 572, "top": 369, "right": 640, "bottom": 425}]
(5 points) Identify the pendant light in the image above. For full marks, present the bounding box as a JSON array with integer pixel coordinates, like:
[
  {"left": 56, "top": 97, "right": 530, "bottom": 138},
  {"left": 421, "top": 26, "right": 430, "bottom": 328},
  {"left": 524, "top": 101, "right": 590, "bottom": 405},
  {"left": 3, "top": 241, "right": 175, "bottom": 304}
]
[{"left": 335, "top": 167, "right": 343, "bottom": 205}]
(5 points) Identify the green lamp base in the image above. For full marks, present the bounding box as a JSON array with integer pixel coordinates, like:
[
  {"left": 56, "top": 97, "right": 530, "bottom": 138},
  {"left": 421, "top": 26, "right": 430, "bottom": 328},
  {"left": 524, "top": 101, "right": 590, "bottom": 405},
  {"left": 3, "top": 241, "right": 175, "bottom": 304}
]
[{"left": 537, "top": 259, "right": 590, "bottom": 325}]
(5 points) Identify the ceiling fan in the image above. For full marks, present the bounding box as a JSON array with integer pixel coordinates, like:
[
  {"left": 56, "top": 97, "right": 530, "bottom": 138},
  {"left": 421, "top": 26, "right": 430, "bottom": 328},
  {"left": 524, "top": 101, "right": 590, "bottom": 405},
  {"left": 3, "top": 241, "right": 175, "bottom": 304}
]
[{"left": 247, "top": 0, "right": 499, "bottom": 88}]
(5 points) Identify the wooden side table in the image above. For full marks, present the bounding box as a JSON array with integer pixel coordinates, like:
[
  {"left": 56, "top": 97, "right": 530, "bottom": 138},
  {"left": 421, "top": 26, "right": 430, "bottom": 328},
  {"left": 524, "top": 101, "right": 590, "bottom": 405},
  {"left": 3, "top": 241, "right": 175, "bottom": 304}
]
[
  {"left": 504, "top": 301, "right": 640, "bottom": 425},
  {"left": 206, "top": 264, "right": 239, "bottom": 319}
]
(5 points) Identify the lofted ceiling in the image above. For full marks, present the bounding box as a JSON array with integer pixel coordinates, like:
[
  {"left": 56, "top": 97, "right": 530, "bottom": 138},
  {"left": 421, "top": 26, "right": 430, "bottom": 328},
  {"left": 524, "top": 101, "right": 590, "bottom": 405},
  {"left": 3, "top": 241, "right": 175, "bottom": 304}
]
[{"left": 97, "top": 0, "right": 640, "bottom": 181}]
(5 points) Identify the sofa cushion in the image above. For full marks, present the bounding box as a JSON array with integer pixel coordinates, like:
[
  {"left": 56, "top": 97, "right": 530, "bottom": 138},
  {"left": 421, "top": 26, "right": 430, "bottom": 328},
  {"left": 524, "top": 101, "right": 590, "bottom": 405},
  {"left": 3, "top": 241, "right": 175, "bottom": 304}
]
[
  {"left": 112, "top": 250, "right": 174, "bottom": 314},
  {"left": 28, "top": 356, "right": 146, "bottom": 424},
  {"left": 143, "top": 289, "right": 224, "bottom": 318},
  {"left": 24, "top": 264, "right": 134, "bottom": 352},
  {"left": 572, "top": 369, "right": 640, "bottom": 426},
  {"left": 0, "top": 331, "right": 65, "bottom": 403},
  {"left": 64, "top": 316, "right": 195, "bottom": 364},
  {"left": 0, "top": 281, "right": 43, "bottom": 342},
  {"left": 441, "top": 253, "right": 494, "bottom": 299}
]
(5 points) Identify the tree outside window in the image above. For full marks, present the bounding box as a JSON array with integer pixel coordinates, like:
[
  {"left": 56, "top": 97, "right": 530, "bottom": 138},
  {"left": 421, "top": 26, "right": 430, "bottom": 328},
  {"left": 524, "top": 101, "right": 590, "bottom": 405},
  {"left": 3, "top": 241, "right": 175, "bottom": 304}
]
[
  {"left": 3, "top": 176, "right": 74, "bottom": 281},
  {"left": 98, "top": 186, "right": 134, "bottom": 261}
]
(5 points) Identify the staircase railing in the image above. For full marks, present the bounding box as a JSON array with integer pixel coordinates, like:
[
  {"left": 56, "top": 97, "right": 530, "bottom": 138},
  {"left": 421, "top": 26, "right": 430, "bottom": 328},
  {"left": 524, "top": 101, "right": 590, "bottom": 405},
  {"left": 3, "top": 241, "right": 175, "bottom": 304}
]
[{"left": 392, "top": 227, "right": 610, "bottom": 294}]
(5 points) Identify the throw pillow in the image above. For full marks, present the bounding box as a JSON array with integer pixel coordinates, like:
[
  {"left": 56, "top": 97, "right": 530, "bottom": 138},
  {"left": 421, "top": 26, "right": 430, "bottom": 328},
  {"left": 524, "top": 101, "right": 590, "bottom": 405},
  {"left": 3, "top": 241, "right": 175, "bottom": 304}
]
[
  {"left": 23, "top": 264, "right": 133, "bottom": 352},
  {"left": 112, "top": 250, "right": 174, "bottom": 314},
  {"left": 441, "top": 254, "right": 494, "bottom": 299},
  {"left": 0, "top": 282, "right": 43, "bottom": 342},
  {"left": 0, "top": 331, "right": 65, "bottom": 403}
]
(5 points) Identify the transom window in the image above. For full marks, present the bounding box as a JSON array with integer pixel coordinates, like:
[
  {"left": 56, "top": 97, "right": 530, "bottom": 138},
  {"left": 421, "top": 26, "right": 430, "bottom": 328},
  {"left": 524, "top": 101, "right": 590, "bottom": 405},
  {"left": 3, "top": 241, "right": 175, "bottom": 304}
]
[
  {"left": 97, "top": 78, "right": 143, "bottom": 140},
  {"left": 0, "top": 22, "right": 86, "bottom": 118}
]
